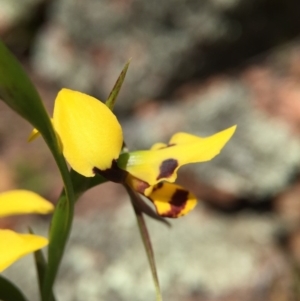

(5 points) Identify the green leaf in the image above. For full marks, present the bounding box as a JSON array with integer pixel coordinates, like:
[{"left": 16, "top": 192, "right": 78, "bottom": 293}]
[
  {"left": 0, "top": 40, "right": 75, "bottom": 301},
  {"left": 105, "top": 59, "right": 131, "bottom": 110},
  {"left": 29, "top": 228, "right": 57, "bottom": 301},
  {"left": 43, "top": 182, "right": 75, "bottom": 301},
  {"left": 33, "top": 249, "right": 56, "bottom": 301},
  {"left": 125, "top": 185, "right": 163, "bottom": 301},
  {"left": 0, "top": 40, "right": 55, "bottom": 148},
  {"left": 129, "top": 188, "right": 170, "bottom": 227},
  {"left": 0, "top": 275, "right": 29, "bottom": 301}
]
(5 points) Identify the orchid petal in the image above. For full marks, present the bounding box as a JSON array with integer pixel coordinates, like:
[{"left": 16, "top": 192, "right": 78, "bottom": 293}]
[
  {"left": 147, "top": 182, "right": 197, "bottom": 218},
  {"left": 119, "top": 125, "right": 236, "bottom": 185},
  {"left": 125, "top": 174, "right": 151, "bottom": 195},
  {"left": 53, "top": 89, "right": 123, "bottom": 177},
  {"left": 28, "top": 119, "right": 55, "bottom": 142},
  {"left": 27, "top": 127, "right": 40, "bottom": 142},
  {"left": 0, "top": 190, "right": 54, "bottom": 218},
  {"left": 150, "top": 142, "right": 167, "bottom": 150},
  {"left": 0, "top": 230, "right": 48, "bottom": 272}
]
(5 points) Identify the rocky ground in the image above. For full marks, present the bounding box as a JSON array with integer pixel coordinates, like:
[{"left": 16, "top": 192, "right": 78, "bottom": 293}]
[{"left": 1, "top": 1, "right": 300, "bottom": 301}]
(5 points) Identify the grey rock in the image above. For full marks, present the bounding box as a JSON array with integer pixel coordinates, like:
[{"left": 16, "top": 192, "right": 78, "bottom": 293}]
[
  {"left": 0, "top": 0, "right": 45, "bottom": 53},
  {"left": 32, "top": 0, "right": 231, "bottom": 111},
  {"left": 0, "top": 0, "right": 43, "bottom": 29},
  {"left": 31, "top": 0, "right": 300, "bottom": 112},
  {"left": 3, "top": 200, "right": 281, "bottom": 301}
]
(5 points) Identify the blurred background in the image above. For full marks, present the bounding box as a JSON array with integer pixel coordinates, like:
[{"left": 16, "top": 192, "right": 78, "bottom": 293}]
[{"left": 1, "top": 0, "right": 300, "bottom": 300}]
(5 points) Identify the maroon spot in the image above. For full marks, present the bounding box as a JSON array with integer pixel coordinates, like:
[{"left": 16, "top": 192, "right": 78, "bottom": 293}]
[
  {"left": 156, "top": 143, "right": 176, "bottom": 150},
  {"left": 93, "top": 160, "right": 127, "bottom": 183},
  {"left": 161, "top": 189, "right": 188, "bottom": 218},
  {"left": 157, "top": 182, "right": 164, "bottom": 188},
  {"left": 133, "top": 178, "right": 150, "bottom": 194},
  {"left": 167, "top": 143, "right": 176, "bottom": 147},
  {"left": 152, "top": 182, "right": 164, "bottom": 192},
  {"left": 157, "top": 159, "right": 178, "bottom": 180}
]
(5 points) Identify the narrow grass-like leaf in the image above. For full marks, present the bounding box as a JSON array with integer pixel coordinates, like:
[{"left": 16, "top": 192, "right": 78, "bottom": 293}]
[
  {"left": 0, "top": 40, "right": 75, "bottom": 301},
  {"left": 129, "top": 189, "right": 170, "bottom": 227},
  {"left": 125, "top": 185, "right": 163, "bottom": 301},
  {"left": 0, "top": 40, "right": 55, "bottom": 149},
  {"left": 29, "top": 228, "right": 47, "bottom": 295},
  {"left": 43, "top": 184, "right": 74, "bottom": 301},
  {"left": 105, "top": 59, "right": 131, "bottom": 110},
  {"left": 0, "top": 275, "right": 29, "bottom": 301},
  {"left": 29, "top": 228, "right": 57, "bottom": 301},
  {"left": 33, "top": 248, "right": 57, "bottom": 301}
]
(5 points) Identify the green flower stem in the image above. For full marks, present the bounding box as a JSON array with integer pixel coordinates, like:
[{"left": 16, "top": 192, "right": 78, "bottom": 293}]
[
  {"left": 30, "top": 232, "right": 57, "bottom": 301},
  {"left": 0, "top": 40, "right": 75, "bottom": 301},
  {"left": 30, "top": 117, "right": 76, "bottom": 301},
  {"left": 42, "top": 169, "right": 74, "bottom": 301}
]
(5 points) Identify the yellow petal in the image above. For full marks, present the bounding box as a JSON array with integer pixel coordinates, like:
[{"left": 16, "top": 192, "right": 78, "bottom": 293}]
[
  {"left": 28, "top": 128, "right": 40, "bottom": 142},
  {"left": 150, "top": 142, "right": 167, "bottom": 150},
  {"left": 0, "top": 230, "right": 48, "bottom": 272},
  {"left": 0, "top": 190, "right": 54, "bottom": 218},
  {"left": 125, "top": 174, "right": 151, "bottom": 195},
  {"left": 169, "top": 132, "right": 205, "bottom": 144},
  {"left": 147, "top": 182, "right": 197, "bottom": 218},
  {"left": 53, "top": 89, "right": 123, "bottom": 177},
  {"left": 28, "top": 119, "right": 54, "bottom": 142},
  {"left": 119, "top": 125, "right": 236, "bottom": 185}
]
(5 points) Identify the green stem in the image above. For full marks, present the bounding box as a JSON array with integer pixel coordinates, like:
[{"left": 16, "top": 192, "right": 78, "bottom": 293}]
[{"left": 41, "top": 152, "right": 75, "bottom": 301}]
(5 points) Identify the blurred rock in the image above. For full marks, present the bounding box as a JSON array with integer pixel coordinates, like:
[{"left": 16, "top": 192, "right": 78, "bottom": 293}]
[
  {"left": 0, "top": 160, "right": 15, "bottom": 192},
  {"left": 31, "top": 0, "right": 300, "bottom": 112},
  {"left": 242, "top": 44, "right": 300, "bottom": 135},
  {"left": 274, "top": 182, "right": 300, "bottom": 224},
  {"left": 0, "top": 0, "right": 42, "bottom": 32},
  {"left": 3, "top": 199, "right": 285, "bottom": 301},
  {"left": 122, "top": 76, "right": 300, "bottom": 201},
  {"left": 0, "top": 0, "right": 46, "bottom": 54}
]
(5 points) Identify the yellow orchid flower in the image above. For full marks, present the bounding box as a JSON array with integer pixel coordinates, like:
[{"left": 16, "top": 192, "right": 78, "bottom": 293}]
[
  {"left": 0, "top": 190, "right": 54, "bottom": 272},
  {"left": 118, "top": 126, "right": 236, "bottom": 189},
  {"left": 120, "top": 126, "right": 236, "bottom": 217},
  {"left": 146, "top": 181, "right": 197, "bottom": 218},
  {"left": 29, "top": 88, "right": 123, "bottom": 177},
  {"left": 29, "top": 88, "right": 236, "bottom": 218},
  {"left": 53, "top": 89, "right": 123, "bottom": 176}
]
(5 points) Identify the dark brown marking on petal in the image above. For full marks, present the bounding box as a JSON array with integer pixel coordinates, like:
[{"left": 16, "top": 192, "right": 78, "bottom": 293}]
[
  {"left": 157, "top": 182, "right": 164, "bottom": 188},
  {"left": 134, "top": 179, "right": 150, "bottom": 194},
  {"left": 161, "top": 189, "right": 188, "bottom": 218},
  {"left": 93, "top": 160, "right": 127, "bottom": 183},
  {"left": 156, "top": 143, "right": 176, "bottom": 150},
  {"left": 126, "top": 175, "right": 150, "bottom": 194},
  {"left": 152, "top": 182, "right": 164, "bottom": 192},
  {"left": 157, "top": 158, "right": 178, "bottom": 180}
]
